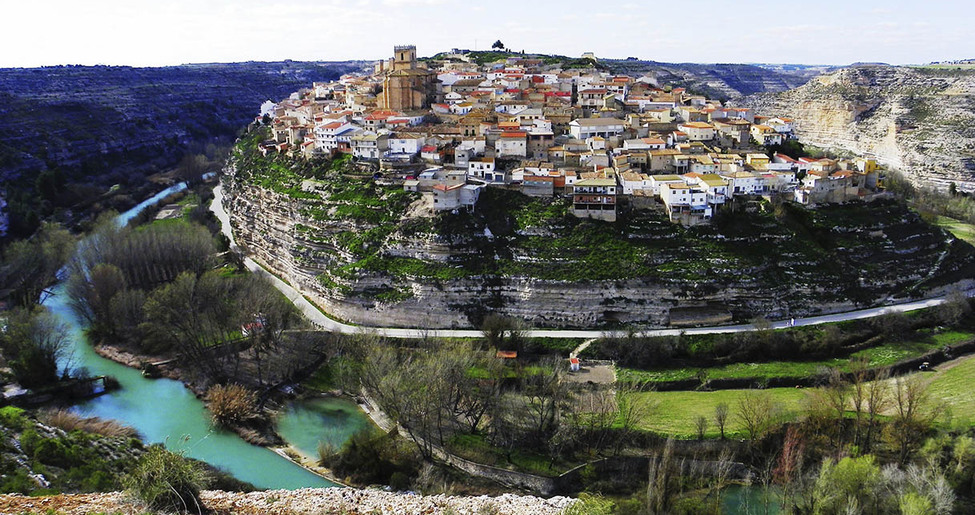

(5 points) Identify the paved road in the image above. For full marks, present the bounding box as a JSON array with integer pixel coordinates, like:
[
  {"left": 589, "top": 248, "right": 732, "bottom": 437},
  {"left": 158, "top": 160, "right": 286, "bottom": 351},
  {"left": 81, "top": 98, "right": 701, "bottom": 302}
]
[{"left": 212, "top": 185, "right": 968, "bottom": 340}]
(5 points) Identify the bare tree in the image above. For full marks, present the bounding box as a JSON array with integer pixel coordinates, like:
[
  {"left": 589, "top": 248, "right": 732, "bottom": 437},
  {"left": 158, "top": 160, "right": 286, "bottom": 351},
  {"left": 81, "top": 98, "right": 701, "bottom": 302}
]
[
  {"left": 614, "top": 382, "right": 654, "bottom": 455},
  {"left": 0, "top": 307, "right": 70, "bottom": 387},
  {"left": 646, "top": 438, "right": 678, "bottom": 514},
  {"left": 695, "top": 415, "right": 708, "bottom": 440},
  {"left": 737, "top": 390, "right": 778, "bottom": 440},
  {"left": 864, "top": 367, "right": 891, "bottom": 453},
  {"left": 887, "top": 375, "right": 943, "bottom": 464},
  {"left": 849, "top": 356, "right": 870, "bottom": 448},
  {"left": 714, "top": 402, "right": 729, "bottom": 440}
]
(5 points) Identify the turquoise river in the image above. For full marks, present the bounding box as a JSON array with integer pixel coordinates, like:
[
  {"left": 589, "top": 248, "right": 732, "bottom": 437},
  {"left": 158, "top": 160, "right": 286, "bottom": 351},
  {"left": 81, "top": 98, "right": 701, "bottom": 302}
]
[{"left": 43, "top": 184, "right": 371, "bottom": 490}]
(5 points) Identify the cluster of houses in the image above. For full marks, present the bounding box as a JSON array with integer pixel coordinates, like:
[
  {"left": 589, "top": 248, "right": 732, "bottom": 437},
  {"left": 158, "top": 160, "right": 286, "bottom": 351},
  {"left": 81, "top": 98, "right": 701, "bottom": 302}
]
[{"left": 259, "top": 45, "right": 881, "bottom": 225}]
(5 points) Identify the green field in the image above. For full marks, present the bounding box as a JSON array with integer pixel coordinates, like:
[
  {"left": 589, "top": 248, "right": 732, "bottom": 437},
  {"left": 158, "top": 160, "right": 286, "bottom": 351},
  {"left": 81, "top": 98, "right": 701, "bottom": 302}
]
[
  {"left": 927, "top": 355, "right": 975, "bottom": 426},
  {"left": 934, "top": 216, "right": 975, "bottom": 246},
  {"left": 618, "top": 331, "right": 972, "bottom": 385},
  {"left": 631, "top": 388, "right": 808, "bottom": 439}
]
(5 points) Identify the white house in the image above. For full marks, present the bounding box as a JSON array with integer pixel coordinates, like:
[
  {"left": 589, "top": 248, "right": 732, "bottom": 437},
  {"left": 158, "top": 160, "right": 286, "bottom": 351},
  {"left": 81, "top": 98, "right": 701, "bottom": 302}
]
[
  {"left": 568, "top": 118, "right": 626, "bottom": 140},
  {"left": 721, "top": 171, "right": 768, "bottom": 196},
  {"left": 313, "top": 120, "right": 356, "bottom": 154},
  {"left": 620, "top": 171, "right": 651, "bottom": 194},
  {"left": 660, "top": 182, "right": 712, "bottom": 226},
  {"left": 468, "top": 158, "right": 496, "bottom": 179},
  {"left": 386, "top": 134, "right": 425, "bottom": 156},
  {"left": 433, "top": 183, "right": 483, "bottom": 211},
  {"left": 767, "top": 117, "right": 795, "bottom": 135},
  {"left": 350, "top": 133, "right": 388, "bottom": 160},
  {"left": 259, "top": 100, "right": 277, "bottom": 119},
  {"left": 496, "top": 132, "right": 528, "bottom": 158},
  {"left": 677, "top": 122, "right": 716, "bottom": 141},
  {"left": 623, "top": 138, "right": 666, "bottom": 151},
  {"left": 750, "top": 125, "right": 784, "bottom": 146},
  {"left": 647, "top": 174, "right": 685, "bottom": 195}
]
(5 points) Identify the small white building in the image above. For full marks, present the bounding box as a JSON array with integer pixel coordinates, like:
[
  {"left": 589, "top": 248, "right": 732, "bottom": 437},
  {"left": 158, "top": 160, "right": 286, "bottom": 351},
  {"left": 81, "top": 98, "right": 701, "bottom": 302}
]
[
  {"left": 386, "top": 134, "right": 425, "bottom": 156},
  {"left": 660, "top": 182, "right": 712, "bottom": 226},
  {"left": 677, "top": 122, "right": 716, "bottom": 142},
  {"left": 468, "top": 158, "right": 496, "bottom": 179},
  {"left": 433, "top": 183, "right": 483, "bottom": 211},
  {"left": 568, "top": 118, "right": 626, "bottom": 140},
  {"left": 623, "top": 138, "right": 666, "bottom": 152},
  {"left": 496, "top": 132, "right": 528, "bottom": 158}
]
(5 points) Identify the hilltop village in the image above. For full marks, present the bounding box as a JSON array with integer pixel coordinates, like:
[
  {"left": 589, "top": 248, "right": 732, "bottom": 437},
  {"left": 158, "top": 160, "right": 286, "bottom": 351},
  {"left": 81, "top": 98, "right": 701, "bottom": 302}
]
[{"left": 261, "top": 45, "right": 881, "bottom": 226}]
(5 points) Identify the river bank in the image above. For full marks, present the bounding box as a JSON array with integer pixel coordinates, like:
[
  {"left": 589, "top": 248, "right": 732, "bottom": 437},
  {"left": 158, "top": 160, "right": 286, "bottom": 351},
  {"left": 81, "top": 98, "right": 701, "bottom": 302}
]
[
  {"left": 42, "top": 182, "right": 339, "bottom": 490},
  {"left": 89, "top": 340, "right": 357, "bottom": 485}
]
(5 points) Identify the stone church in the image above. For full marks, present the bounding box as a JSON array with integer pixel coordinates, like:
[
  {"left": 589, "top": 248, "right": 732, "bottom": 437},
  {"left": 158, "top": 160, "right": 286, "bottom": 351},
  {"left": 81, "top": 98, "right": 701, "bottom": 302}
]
[{"left": 379, "top": 45, "right": 437, "bottom": 111}]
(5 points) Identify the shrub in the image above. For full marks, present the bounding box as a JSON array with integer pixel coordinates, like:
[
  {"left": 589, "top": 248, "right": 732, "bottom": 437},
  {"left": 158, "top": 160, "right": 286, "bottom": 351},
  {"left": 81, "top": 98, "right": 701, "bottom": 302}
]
[
  {"left": 204, "top": 383, "right": 257, "bottom": 427},
  {"left": 124, "top": 445, "right": 209, "bottom": 514},
  {"left": 39, "top": 409, "right": 137, "bottom": 438},
  {"left": 18, "top": 428, "right": 42, "bottom": 457},
  {"left": 0, "top": 406, "right": 28, "bottom": 431}
]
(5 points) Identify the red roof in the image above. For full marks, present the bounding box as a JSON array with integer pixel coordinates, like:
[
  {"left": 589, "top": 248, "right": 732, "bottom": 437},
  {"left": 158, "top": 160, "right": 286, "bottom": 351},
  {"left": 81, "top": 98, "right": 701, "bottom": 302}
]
[
  {"left": 421, "top": 145, "right": 438, "bottom": 152},
  {"left": 500, "top": 132, "right": 526, "bottom": 138}
]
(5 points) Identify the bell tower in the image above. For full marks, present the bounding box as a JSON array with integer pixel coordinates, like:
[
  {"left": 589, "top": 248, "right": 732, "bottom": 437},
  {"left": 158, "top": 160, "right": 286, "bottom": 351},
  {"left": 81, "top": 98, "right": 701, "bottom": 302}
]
[{"left": 392, "top": 45, "right": 417, "bottom": 71}]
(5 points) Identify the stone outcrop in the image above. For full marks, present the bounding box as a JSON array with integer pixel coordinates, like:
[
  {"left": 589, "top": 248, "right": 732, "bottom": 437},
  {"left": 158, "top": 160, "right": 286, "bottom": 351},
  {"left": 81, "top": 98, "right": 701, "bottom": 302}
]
[{"left": 739, "top": 65, "right": 975, "bottom": 190}]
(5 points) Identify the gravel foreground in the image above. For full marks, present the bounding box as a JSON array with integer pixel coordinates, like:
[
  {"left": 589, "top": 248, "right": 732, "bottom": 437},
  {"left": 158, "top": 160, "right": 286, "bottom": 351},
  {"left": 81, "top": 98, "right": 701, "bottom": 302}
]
[{"left": 0, "top": 488, "right": 577, "bottom": 514}]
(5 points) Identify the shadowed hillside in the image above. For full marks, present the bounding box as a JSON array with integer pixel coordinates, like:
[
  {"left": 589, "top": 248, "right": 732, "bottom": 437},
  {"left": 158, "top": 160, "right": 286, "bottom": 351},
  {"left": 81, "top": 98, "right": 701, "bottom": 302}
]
[{"left": 0, "top": 61, "right": 367, "bottom": 237}]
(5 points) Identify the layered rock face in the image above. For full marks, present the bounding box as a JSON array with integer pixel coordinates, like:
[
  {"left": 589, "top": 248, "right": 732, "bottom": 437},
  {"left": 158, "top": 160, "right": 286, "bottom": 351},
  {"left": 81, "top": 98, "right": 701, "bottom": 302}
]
[
  {"left": 740, "top": 65, "right": 975, "bottom": 189},
  {"left": 224, "top": 148, "right": 974, "bottom": 330}
]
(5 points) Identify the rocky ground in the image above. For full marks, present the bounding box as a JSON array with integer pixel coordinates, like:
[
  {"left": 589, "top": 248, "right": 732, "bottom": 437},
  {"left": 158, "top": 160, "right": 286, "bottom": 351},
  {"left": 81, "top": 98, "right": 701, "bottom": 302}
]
[{"left": 0, "top": 489, "right": 576, "bottom": 514}]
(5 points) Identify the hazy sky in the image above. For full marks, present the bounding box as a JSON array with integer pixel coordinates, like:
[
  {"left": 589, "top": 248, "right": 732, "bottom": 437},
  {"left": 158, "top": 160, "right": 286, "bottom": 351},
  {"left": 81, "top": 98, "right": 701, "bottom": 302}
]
[{"left": 4, "top": 0, "right": 973, "bottom": 68}]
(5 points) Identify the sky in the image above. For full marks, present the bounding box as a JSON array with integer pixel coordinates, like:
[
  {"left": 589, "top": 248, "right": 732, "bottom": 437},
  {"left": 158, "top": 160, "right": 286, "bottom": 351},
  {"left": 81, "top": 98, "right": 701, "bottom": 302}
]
[{"left": 3, "top": 0, "right": 973, "bottom": 68}]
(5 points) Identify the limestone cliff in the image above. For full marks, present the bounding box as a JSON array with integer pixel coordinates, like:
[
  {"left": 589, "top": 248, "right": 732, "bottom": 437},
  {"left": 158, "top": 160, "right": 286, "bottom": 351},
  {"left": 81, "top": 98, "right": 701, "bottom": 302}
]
[
  {"left": 740, "top": 65, "right": 975, "bottom": 189},
  {"left": 223, "top": 129, "right": 975, "bottom": 330}
]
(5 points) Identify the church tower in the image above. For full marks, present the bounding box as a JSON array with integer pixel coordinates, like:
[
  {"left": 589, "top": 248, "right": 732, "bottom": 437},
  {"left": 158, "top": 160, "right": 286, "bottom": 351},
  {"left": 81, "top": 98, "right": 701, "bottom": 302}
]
[{"left": 381, "top": 45, "right": 437, "bottom": 111}]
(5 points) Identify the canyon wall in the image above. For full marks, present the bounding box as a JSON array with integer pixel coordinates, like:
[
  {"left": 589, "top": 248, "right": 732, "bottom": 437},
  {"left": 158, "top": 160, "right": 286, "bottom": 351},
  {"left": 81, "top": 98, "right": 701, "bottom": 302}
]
[
  {"left": 740, "top": 65, "right": 975, "bottom": 189},
  {"left": 223, "top": 148, "right": 974, "bottom": 329}
]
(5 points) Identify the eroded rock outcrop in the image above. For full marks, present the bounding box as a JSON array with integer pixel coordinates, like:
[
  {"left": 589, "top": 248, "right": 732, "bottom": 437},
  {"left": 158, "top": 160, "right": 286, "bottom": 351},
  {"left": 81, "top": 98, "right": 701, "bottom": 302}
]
[{"left": 740, "top": 65, "right": 975, "bottom": 189}]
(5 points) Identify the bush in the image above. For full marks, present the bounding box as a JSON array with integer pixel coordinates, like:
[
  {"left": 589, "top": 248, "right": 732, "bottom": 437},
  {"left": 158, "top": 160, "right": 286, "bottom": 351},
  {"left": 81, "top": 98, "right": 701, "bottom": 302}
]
[
  {"left": 19, "top": 428, "right": 42, "bottom": 457},
  {"left": 319, "top": 428, "right": 419, "bottom": 487},
  {"left": 0, "top": 406, "right": 28, "bottom": 431},
  {"left": 124, "top": 445, "right": 209, "bottom": 514},
  {"left": 204, "top": 383, "right": 257, "bottom": 427}
]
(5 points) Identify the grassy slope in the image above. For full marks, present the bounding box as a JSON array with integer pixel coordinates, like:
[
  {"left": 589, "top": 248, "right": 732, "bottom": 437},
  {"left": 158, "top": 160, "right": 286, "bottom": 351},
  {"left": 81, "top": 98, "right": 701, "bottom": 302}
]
[
  {"left": 934, "top": 216, "right": 975, "bottom": 246},
  {"left": 618, "top": 330, "right": 973, "bottom": 384},
  {"left": 926, "top": 355, "right": 975, "bottom": 426},
  {"left": 632, "top": 388, "right": 808, "bottom": 439},
  {"left": 635, "top": 337, "right": 975, "bottom": 439}
]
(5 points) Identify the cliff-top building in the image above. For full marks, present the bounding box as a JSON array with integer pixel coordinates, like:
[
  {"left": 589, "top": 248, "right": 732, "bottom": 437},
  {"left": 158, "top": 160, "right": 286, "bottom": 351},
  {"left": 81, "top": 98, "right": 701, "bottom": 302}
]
[{"left": 380, "top": 45, "right": 438, "bottom": 111}]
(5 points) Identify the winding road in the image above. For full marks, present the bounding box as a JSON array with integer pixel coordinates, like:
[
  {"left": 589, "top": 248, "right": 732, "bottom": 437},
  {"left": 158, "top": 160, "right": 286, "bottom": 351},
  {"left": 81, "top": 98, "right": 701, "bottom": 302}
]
[{"left": 211, "top": 185, "right": 969, "bottom": 340}]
